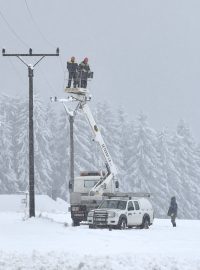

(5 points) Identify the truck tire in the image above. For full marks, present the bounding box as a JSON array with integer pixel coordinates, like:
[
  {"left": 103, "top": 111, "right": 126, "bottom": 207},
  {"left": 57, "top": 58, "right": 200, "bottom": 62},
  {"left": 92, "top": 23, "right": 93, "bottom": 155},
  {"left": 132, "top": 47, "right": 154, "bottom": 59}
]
[
  {"left": 89, "top": 224, "right": 95, "bottom": 229},
  {"left": 72, "top": 219, "right": 80, "bottom": 227},
  {"left": 141, "top": 216, "right": 150, "bottom": 229},
  {"left": 117, "top": 217, "right": 127, "bottom": 230}
]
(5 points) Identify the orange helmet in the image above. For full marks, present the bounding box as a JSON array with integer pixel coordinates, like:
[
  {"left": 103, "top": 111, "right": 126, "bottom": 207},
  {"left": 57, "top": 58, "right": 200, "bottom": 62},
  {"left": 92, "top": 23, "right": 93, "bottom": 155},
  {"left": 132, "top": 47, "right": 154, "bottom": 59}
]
[{"left": 84, "top": 57, "right": 88, "bottom": 63}]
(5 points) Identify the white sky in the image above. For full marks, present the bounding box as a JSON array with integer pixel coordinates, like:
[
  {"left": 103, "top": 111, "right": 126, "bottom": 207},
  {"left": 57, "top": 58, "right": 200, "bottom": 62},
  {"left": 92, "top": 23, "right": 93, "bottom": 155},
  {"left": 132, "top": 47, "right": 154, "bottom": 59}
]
[{"left": 1, "top": 0, "right": 200, "bottom": 138}]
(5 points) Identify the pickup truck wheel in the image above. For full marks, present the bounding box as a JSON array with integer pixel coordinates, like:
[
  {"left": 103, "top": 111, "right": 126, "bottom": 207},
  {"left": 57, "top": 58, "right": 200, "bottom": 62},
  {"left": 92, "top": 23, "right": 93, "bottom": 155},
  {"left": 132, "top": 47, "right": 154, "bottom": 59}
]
[
  {"left": 117, "top": 218, "right": 127, "bottom": 230},
  {"left": 72, "top": 219, "right": 80, "bottom": 227},
  {"left": 141, "top": 217, "right": 150, "bottom": 229}
]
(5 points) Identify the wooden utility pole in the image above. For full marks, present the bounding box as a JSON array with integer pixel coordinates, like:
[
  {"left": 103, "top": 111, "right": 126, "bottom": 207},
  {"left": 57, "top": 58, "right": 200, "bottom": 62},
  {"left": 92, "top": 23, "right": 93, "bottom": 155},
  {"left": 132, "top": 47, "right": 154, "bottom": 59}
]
[{"left": 2, "top": 48, "right": 59, "bottom": 217}]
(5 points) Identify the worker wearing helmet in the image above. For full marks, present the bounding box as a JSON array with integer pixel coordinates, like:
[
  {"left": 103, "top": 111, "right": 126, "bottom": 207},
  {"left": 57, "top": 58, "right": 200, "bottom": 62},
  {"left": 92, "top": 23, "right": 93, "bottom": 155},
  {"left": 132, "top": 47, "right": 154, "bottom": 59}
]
[
  {"left": 67, "top": 56, "right": 78, "bottom": 88},
  {"left": 78, "top": 57, "right": 91, "bottom": 88}
]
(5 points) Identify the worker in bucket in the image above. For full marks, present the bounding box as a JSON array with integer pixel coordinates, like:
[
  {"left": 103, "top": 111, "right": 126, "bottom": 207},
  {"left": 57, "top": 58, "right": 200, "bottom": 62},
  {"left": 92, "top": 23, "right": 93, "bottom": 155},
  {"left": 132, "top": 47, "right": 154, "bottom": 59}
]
[
  {"left": 67, "top": 56, "right": 78, "bottom": 88},
  {"left": 78, "top": 57, "right": 91, "bottom": 88},
  {"left": 167, "top": 196, "right": 178, "bottom": 227}
]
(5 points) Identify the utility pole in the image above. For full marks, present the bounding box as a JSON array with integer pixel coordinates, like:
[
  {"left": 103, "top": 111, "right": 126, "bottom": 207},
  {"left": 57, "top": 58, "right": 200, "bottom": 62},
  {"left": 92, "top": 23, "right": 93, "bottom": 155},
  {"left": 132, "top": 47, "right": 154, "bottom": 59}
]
[
  {"left": 50, "top": 97, "right": 76, "bottom": 194},
  {"left": 69, "top": 114, "right": 75, "bottom": 192},
  {"left": 2, "top": 48, "right": 59, "bottom": 217}
]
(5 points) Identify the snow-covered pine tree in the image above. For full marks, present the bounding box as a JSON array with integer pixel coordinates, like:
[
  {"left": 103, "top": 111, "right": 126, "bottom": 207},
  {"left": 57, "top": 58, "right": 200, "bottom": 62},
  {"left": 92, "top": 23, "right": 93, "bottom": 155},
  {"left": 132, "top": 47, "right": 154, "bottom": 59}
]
[
  {"left": 171, "top": 120, "right": 200, "bottom": 218},
  {"left": 16, "top": 95, "right": 53, "bottom": 195},
  {"left": 156, "top": 129, "right": 180, "bottom": 215},
  {"left": 45, "top": 104, "right": 61, "bottom": 200},
  {"left": 55, "top": 109, "right": 70, "bottom": 200},
  {"left": 126, "top": 113, "right": 167, "bottom": 217},
  {"left": 33, "top": 95, "right": 53, "bottom": 195},
  {"left": 0, "top": 95, "right": 18, "bottom": 193},
  {"left": 115, "top": 107, "right": 133, "bottom": 191},
  {"left": 15, "top": 97, "right": 29, "bottom": 191}
]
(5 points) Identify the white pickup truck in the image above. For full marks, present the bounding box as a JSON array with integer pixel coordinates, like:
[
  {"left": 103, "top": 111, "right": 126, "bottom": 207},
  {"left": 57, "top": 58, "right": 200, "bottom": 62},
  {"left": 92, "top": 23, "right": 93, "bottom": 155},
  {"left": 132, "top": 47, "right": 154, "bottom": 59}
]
[{"left": 87, "top": 197, "right": 154, "bottom": 229}]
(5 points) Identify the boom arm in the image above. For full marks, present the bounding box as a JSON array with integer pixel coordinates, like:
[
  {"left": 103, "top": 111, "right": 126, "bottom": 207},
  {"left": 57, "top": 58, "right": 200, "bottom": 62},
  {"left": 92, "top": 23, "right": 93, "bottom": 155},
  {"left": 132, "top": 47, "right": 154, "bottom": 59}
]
[
  {"left": 82, "top": 103, "right": 117, "bottom": 175},
  {"left": 80, "top": 103, "right": 118, "bottom": 194}
]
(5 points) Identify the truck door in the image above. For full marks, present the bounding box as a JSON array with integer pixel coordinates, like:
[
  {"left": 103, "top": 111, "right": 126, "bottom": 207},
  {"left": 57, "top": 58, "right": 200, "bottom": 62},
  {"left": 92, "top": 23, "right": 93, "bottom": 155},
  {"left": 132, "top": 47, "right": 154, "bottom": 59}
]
[
  {"left": 134, "top": 200, "right": 143, "bottom": 224},
  {"left": 127, "top": 201, "right": 136, "bottom": 226},
  {"left": 127, "top": 201, "right": 142, "bottom": 225}
]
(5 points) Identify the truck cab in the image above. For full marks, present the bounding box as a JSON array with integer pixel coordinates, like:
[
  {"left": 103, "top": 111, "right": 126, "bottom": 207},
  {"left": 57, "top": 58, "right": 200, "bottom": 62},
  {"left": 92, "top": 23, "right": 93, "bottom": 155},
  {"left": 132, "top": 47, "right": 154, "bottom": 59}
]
[
  {"left": 70, "top": 171, "right": 108, "bottom": 226},
  {"left": 74, "top": 172, "right": 101, "bottom": 193}
]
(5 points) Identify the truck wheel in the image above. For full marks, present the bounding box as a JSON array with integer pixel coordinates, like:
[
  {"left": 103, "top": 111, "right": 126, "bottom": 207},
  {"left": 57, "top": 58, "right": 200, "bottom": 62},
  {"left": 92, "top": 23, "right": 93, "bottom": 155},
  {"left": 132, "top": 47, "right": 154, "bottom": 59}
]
[
  {"left": 89, "top": 224, "right": 94, "bottom": 229},
  {"left": 73, "top": 219, "right": 80, "bottom": 226},
  {"left": 117, "top": 218, "right": 127, "bottom": 230},
  {"left": 141, "top": 217, "right": 150, "bottom": 229}
]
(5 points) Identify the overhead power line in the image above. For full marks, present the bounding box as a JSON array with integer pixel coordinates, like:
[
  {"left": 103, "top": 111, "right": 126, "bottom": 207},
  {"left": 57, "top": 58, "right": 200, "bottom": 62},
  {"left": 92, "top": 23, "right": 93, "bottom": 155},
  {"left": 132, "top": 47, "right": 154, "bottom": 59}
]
[
  {"left": 0, "top": 9, "right": 29, "bottom": 48},
  {"left": 24, "top": 0, "right": 56, "bottom": 49},
  {"left": 24, "top": 0, "right": 66, "bottom": 91}
]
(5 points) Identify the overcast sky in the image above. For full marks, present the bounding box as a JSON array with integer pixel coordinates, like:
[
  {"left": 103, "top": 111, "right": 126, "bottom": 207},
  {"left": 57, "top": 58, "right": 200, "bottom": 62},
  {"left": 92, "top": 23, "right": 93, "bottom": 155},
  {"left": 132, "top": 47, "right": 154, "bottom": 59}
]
[{"left": 1, "top": 0, "right": 200, "bottom": 138}]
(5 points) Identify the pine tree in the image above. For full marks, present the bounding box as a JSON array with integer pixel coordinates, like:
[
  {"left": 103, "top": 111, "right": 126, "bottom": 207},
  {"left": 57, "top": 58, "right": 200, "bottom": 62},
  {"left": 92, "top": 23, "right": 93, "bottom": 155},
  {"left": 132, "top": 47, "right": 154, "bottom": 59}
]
[
  {"left": 16, "top": 95, "right": 53, "bottom": 195},
  {"left": 115, "top": 107, "right": 133, "bottom": 191},
  {"left": 55, "top": 109, "right": 70, "bottom": 200},
  {"left": 126, "top": 113, "right": 167, "bottom": 216},
  {"left": 33, "top": 95, "right": 53, "bottom": 195},
  {"left": 171, "top": 120, "right": 200, "bottom": 218},
  {"left": 15, "top": 97, "right": 29, "bottom": 191},
  {"left": 45, "top": 104, "right": 61, "bottom": 200},
  {"left": 0, "top": 95, "right": 18, "bottom": 193}
]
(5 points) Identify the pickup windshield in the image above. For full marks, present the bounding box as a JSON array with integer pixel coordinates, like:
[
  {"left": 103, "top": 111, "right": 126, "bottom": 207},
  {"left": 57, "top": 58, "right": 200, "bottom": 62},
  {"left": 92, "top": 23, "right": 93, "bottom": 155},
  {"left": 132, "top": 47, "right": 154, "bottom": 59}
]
[{"left": 98, "top": 200, "right": 127, "bottom": 210}]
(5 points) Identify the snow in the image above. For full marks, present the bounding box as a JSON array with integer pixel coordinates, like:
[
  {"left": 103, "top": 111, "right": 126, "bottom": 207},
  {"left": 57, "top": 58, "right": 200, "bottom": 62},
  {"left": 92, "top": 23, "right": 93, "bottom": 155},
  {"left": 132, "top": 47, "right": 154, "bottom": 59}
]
[
  {"left": 0, "top": 194, "right": 68, "bottom": 213},
  {"left": 0, "top": 195, "right": 199, "bottom": 269}
]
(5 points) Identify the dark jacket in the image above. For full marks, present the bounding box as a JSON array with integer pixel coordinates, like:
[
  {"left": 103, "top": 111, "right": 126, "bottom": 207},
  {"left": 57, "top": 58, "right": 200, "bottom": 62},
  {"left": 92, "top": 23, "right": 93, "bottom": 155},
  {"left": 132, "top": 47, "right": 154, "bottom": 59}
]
[
  {"left": 168, "top": 197, "right": 178, "bottom": 216},
  {"left": 67, "top": 61, "right": 78, "bottom": 73},
  {"left": 78, "top": 62, "right": 90, "bottom": 79}
]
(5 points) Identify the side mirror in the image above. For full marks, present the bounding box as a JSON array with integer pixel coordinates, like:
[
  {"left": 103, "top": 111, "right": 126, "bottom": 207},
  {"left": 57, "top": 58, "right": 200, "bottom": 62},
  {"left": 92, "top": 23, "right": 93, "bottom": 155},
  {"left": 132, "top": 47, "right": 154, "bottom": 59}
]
[
  {"left": 115, "top": 181, "right": 119, "bottom": 189},
  {"left": 69, "top": 182, "right": 72, "bottom": 190}
]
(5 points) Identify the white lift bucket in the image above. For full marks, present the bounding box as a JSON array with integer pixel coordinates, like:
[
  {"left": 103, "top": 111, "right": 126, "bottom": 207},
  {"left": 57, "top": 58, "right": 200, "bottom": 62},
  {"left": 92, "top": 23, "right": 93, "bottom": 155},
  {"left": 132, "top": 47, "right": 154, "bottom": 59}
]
[{"left": 65, "top": 87, "right": 89, "bottom": 96}]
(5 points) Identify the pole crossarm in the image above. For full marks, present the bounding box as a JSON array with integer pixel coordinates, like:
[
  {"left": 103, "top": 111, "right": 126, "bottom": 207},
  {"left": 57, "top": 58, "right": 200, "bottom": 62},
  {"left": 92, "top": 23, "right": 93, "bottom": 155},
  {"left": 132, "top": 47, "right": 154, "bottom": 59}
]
[
  {"left": 2, "top": 48, "right": 59, "bottom": 67},
  {"left": 2, "top": 48, "right": 59, "bottom": 57}
]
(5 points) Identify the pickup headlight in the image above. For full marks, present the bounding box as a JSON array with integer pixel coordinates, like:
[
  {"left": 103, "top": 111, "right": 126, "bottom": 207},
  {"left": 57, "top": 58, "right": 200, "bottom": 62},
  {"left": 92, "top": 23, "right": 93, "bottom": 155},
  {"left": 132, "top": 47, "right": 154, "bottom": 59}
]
[
  {"left": 88, "top": 211, "right": 94, "bottom": 217},
  {"left": 108, "top": 211, "right": 116, "bottom": 218}
]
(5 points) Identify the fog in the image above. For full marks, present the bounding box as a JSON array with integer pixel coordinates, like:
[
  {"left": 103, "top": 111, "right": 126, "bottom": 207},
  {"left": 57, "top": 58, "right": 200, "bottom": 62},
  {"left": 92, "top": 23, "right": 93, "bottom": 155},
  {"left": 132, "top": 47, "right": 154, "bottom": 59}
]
[{"left": 1, "top": 0, "right": 200, "bottom": 137}]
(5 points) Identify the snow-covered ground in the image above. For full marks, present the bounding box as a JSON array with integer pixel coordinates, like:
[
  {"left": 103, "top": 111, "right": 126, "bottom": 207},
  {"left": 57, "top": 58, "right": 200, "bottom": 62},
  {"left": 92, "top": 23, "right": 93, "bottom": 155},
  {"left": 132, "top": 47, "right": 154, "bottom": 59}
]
[{"left": 0, "top": 195, "right": 200, "bottom": 270}]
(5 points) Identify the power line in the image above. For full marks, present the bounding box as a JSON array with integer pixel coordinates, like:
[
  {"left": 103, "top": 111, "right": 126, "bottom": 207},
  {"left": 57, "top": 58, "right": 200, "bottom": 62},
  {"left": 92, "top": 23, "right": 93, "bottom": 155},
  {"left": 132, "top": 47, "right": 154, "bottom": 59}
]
[
  {"left": 24, "top": 0, "right": 66, "bottom": 93},
  {"left": 8, "top": 58, "right": 26, "bottom": 85},
  {"left": 0, "top": 9, "right": 29, "bottom": 48},
  {"left": 24, "top": 0, "right": 56, "bottom": 49},
  {"left": 38, "top": 66, "right": 59, "bottom": 97}
]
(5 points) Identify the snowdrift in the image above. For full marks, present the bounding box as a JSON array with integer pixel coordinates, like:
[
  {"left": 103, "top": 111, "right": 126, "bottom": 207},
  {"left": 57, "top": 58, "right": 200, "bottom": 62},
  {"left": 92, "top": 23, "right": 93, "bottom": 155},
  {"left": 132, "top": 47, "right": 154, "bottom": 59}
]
[{"left": 0, "top": 194, "right": 68, "bottom": 213}]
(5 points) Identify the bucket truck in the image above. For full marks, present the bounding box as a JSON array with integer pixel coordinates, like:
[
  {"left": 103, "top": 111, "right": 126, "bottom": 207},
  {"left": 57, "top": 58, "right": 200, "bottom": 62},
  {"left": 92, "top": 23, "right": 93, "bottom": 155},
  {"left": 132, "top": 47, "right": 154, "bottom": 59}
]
[{"left": 52, "top": 88, "right": 119, "bottom": 226}]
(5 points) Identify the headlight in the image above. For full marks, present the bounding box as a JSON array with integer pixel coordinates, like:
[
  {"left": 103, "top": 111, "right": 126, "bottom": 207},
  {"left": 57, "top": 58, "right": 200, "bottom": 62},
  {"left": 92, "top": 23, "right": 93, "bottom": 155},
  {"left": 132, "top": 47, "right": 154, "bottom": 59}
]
[
  {"left": 108, "top": 211, "right": 116, "bottom": 218},
  {"left": 88, "top": 212, "right": 94, "bottom": 217}
]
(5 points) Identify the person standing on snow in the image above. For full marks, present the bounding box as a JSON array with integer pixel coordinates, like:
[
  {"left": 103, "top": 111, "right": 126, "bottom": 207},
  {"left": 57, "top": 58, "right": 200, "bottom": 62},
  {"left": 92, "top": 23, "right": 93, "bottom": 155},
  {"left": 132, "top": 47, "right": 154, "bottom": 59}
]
[
  {"left": 167, "top": 196, "right": 178, "bottom": 227},
  {"left": 78, "top": 57, "right": 91, "bottom": 88},
  {"left": 67, "top": 56, "right": 78, "bottom": 88}
]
